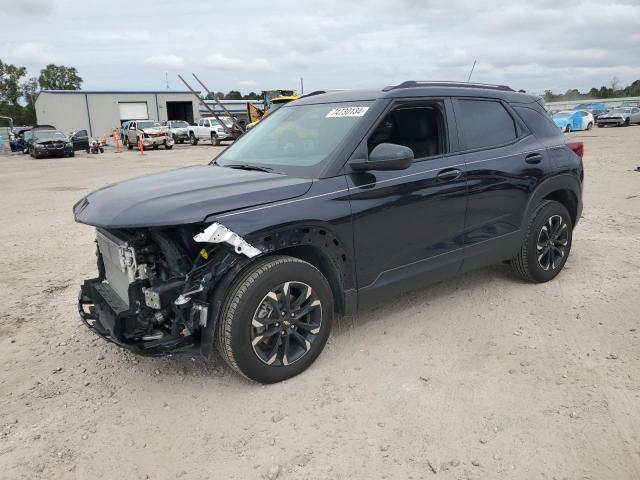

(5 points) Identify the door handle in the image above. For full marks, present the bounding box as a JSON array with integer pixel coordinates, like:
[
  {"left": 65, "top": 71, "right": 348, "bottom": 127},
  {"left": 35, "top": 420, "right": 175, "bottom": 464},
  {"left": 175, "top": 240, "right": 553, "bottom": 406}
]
[
  {"left": 436, "top": 168, "right": 462, "bottom": 181},
  {"left": 525, "top": 153, "right": 543, "bottom": 164}
]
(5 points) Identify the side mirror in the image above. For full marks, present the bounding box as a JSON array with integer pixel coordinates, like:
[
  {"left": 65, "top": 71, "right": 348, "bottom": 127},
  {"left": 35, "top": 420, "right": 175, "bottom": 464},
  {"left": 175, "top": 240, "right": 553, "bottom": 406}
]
[{"left": 350, "top": 143, "right": 414, "bottom": 172}]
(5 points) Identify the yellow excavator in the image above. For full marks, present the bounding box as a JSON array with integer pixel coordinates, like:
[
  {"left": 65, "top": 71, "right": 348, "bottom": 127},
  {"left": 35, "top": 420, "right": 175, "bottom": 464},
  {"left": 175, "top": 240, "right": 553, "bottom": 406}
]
[{"left": 246, "top": 89, "right": 299, "bottom": 130}]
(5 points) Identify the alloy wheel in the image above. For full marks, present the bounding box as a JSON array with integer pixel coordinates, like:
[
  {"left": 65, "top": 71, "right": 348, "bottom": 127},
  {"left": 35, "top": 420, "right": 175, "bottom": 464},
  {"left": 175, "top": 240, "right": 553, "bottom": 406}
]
[
  {"left": 251, "top": 281, "right": 322, "bottom": 367},
  {"left": 536, "top": 214, "right": 568, "bottom": 271}
]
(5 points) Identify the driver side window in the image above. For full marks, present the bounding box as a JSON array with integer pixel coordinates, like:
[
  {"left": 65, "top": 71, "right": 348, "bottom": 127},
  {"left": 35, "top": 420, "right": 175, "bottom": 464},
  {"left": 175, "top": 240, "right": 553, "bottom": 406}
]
[{"left": 367, "top": 102, "right": 447, "bottom": 160}]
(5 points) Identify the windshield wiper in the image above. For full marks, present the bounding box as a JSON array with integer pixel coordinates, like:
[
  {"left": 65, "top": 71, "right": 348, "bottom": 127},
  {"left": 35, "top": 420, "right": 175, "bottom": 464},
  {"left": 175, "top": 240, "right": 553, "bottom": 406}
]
[{"left": 224, "top": 163, "right": 274, "bottom": 173}]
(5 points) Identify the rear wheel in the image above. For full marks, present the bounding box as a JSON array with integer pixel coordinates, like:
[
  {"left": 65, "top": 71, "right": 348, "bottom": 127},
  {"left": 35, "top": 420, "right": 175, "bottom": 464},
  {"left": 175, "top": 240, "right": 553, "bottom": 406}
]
[
  {"left": 216, "top": 255, "right": 333, "bottom": 383},
  {"left": 511, "top": 200, "right": 573, "bottom": 283},
  {"left": 152, "top": 144, "right": 159, "bottom": 150}
]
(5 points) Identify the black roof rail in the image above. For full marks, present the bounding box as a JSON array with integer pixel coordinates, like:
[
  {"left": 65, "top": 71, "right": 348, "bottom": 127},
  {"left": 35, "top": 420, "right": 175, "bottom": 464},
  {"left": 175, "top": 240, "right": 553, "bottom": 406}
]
[
  {"left": 382, "top": 81, "right": 515, "bottom": 92},
  {"left": 299, "top": 90, "right": 326, "bottom": 98}
]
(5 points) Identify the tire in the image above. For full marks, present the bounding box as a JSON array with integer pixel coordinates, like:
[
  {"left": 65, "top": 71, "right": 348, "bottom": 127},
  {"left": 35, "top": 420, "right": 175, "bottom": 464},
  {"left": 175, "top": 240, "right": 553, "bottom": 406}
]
[
  {"left": 211, "top": 132, "right": 221, "bottom": 146},
  {"left": 216, "top": 255, "right": 334, "bottom": 383},
  {"left": 68, "top": 152, "right": 75, "bottom": 158},
  {"left": 597, "top": 124, "right": 603, "bottom": 128},
  {"left": 586, "top": 122, "right": 593, "bottom": 130},
  {"left": 152, "top": 144, "right": 159, "bottom": 150},
  {"left": 564, "top": 125, "right": 571, "bottom": 133},
  {"left": 511, "top": 200, "right": 573, "bottom": 283},
  {"left": 165, "top": 143, "right": 173, "bottom": 150},
  {"left": 190, "top": 133, "right": 198, "bottom": 145},
  {"left": 623, "top": 118, "right": 630, "bottom": 127}
]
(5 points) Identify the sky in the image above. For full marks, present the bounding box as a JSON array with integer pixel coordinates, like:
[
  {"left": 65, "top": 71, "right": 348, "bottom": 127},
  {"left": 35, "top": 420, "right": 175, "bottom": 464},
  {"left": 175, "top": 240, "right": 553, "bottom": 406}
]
[{"left": 1, "top": 0, "right": 639, "bottom": 96}]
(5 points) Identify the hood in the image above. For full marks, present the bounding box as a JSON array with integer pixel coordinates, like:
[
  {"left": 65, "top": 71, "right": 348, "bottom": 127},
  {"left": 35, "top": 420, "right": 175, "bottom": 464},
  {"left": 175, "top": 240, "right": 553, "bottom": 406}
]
[
  {"left": 141, "top": 127, "right": 169, "bottom": 134},
  {"left": 73, "top": 165, "right": 312, "bottom": 228},
  {"left": 36, "top": 137, "right": 68, "bottom": 144},
  {"left": 600, "top": 112, "right": 624, "bottom": 118},
  {"left": 553, "top": 117, "right": 570, "bottom": 126}
]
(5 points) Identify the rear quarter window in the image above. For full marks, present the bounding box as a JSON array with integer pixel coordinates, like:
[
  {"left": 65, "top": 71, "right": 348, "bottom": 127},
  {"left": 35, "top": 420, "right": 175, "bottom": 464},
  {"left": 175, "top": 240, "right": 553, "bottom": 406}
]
[
  {"left": 513, "top": 106, "right": 562, "bottom": 140},
  {"left": 457, "top": 99, "right": 517, "bottom": 150}
]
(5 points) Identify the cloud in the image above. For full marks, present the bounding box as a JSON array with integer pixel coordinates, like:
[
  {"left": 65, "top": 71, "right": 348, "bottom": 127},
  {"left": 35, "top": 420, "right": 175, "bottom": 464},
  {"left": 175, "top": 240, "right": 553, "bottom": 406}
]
[
  {"left": 0, "top": 0, "right": 638, "bottom": 94},
  {"left": 13, "top": 42, "right": 57, "bottom": 64},
  {"left": 144, "top": 54, "right": 185, "bottom": 70},
  {"left": 202, "top": 54, "right": 273, "bottom": 72},
  {"left": 0, "top": 0, "right": 54, "bottom": 15}
]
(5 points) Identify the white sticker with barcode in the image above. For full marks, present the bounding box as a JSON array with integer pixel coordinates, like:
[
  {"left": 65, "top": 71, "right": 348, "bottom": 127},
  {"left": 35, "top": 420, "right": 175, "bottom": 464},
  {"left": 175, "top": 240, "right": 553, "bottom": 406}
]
[{"left": 326, "top": 106, "right": 369, "bottom": 118}]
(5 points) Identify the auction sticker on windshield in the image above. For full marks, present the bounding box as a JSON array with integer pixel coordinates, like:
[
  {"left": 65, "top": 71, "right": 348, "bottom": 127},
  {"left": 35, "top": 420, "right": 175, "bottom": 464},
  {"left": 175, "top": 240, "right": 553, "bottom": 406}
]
[{"left": 326, "top": 106, "right": 370, "bottom": 118}]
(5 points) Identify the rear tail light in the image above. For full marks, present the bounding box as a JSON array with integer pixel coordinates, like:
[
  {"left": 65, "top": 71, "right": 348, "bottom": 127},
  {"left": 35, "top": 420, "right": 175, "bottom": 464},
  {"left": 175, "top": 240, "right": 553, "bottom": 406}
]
[{"left": 566, "top": 140, "right": 584, "bottom": 159}]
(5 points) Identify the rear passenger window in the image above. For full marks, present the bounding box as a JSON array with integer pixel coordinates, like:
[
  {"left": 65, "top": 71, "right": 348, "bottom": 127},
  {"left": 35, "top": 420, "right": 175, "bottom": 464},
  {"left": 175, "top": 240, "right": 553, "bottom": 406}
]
[
  {"left": 513, "top": 106, "right": 561, "bottom": 140},
  {"left": 457, "top": 99, "right": 517, "bottom": 150}
]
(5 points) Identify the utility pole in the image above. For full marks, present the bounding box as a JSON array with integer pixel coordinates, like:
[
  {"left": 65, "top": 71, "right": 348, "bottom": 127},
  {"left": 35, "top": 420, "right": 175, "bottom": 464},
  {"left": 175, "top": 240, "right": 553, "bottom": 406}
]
[
  {"left": 165, "top": 72, "right": 170, "bottom": 90},
  {"left": 300, "top": 77, "right": 304, "bottom": 95},
  {"left": 467, "top": 60, "right": 477, "bottom": 82}
]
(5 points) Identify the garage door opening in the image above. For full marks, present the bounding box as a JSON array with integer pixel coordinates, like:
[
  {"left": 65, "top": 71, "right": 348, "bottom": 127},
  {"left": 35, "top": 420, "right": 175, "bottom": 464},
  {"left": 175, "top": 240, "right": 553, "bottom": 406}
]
[
  {"left": 119, "top": 102, "right": 149, "bottom": 122},
  {"left": 166, "top": 101, "right": 194, "bottom": 124}
]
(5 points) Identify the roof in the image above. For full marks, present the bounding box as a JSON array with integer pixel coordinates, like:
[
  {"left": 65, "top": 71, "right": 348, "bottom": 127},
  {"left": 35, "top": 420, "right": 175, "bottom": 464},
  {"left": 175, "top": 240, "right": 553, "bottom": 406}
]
[
  {"left": 39, "top": 90, "right": 197, "bottom": 95},
  {"left": 294, "top": 81, "right": 539, "bottom": 106}
]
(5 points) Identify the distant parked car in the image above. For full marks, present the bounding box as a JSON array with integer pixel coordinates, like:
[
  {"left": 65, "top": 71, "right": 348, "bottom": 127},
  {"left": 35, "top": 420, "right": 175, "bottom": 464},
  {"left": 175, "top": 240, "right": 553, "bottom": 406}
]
[
  {"left": 552, "top": 110, "right": 594, "bottom": 132},
  {"left": 596, "top": 107, "right": 640, "bottom": 127},
  {"left": 26, "top": 125, "right": 57, "bottom": 153},
  {"left": 29, "top": 129, "right": 74, "bottom": 158},
  {"left": 573, "top": 102, "right": 608, "bottom": 120},
  {"left": 187, "top": 117, "right": 235, "bottom": 146},
  {"left": 164, "top": 120, "right": 190, "bottom": 144},
  {"left": 124, "top": 120, "right": 174, "bottom": 150}
]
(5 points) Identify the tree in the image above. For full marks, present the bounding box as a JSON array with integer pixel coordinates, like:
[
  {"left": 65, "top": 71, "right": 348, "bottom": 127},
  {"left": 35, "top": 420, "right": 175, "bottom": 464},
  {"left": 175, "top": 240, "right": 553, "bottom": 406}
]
[
  {"left": 224, "top": 90, "right": 242, "bottom": 100},
  {"left": 21, "top": 77, "right": 38, "bottom": 124},
  {"left": 243, "top": 91, "right": 259, "bottom": 100},
  {"left": 0, "top": 60, "right": 27, "bottom": 104},
  {"left": 38, "top": 64, "right": 82, "bottom": 90}
]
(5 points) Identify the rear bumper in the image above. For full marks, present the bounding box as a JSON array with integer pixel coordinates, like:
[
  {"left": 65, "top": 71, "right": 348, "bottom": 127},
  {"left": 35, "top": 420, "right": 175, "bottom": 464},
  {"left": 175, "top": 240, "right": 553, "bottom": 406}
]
[{"left": 78, "top": 278, "right": 195, "bottom": 356}]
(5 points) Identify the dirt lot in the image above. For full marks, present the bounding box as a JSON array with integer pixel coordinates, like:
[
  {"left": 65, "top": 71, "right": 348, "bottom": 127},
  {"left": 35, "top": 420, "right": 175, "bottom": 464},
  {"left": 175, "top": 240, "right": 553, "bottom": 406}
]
[{"left": 0, "top": 128, "right": 639, "bottom": 480}]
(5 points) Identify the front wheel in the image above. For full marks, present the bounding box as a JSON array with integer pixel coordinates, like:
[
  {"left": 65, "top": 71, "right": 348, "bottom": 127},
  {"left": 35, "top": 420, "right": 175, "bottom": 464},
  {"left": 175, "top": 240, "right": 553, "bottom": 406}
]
[
  {"left": 511, "top": 200, "right": 573, "bottom": 283},
  {"left": 564, "top": 125, "right": 572, "bottom": 133},
  {"left": 623, "top": 117, "right": 630, "bottom": 127},
  {"left": 216, "top": 255, "right": 334, "bottom": 383},
  {"left": 211, "top": 132, "right": 220, "bottom": 146},
  {"left": 586, "top": 122, "right": 593, "bottom": 130},
  {"left": 190, "top": 133, "right": 198, "bottom": 145}
]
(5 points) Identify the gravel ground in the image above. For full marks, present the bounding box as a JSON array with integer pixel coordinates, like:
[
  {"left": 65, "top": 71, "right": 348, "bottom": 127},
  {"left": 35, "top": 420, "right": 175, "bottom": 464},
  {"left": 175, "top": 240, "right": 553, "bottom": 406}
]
[{"left": 0, "top": 128, "right": 639, "bottom": 480}]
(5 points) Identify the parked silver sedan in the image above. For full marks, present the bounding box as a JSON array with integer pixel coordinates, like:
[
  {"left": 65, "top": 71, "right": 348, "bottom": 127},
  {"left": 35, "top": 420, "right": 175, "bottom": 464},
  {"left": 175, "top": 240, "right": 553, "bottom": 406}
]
[{"left": 597, "top": 107, "right": 640, "bottom": 127}]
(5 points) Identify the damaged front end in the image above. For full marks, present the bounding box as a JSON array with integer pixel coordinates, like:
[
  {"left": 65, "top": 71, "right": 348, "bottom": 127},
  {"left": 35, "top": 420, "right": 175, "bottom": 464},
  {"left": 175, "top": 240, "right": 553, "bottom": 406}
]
[{"left": 78, "top": 223, "right": 261, "bottom": 356}]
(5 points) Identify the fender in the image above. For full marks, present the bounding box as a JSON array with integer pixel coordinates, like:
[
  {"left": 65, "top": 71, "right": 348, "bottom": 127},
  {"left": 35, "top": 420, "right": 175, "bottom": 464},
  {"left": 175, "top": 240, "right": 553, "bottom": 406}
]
[
  {"left": 198, "top": 223, "right": 356, "bottom": 358},
  {"left": 522, "top": 173, "right": 583, "bottom": 229}
]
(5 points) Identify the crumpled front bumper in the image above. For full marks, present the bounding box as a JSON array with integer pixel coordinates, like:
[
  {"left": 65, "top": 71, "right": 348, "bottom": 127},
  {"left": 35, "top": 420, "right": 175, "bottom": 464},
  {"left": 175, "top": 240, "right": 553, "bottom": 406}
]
[{"left": 78, "top": 278, "right": 194, "bottom": 356}]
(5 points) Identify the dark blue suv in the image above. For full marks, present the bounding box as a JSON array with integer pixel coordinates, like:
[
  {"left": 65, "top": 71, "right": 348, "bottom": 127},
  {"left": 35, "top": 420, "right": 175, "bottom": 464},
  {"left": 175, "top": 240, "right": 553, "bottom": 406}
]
[{"left": 75, "top": 81, "right": 584, "bottom": 383}]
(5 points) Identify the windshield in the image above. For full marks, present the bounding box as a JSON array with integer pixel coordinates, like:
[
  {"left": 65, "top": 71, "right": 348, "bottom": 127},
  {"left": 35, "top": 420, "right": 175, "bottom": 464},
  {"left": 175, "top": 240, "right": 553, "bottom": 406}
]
[
  {"left": 211, "top": 117, "right": 233, "bottom": 127},
  {"left": 553, "top": 111, "right": 574, "bottom": 118},
  {"left": 170, "top": 121, "right": 188, "bottom": 128},
  {"left": 138, "top": 121, "right": 162, "bottom": 129},
  {"left": 215, "top": 102, "right": 374, "bottom": 177},
  {"left": 35, "top": 130, "right": 67, "bottom": 140}
]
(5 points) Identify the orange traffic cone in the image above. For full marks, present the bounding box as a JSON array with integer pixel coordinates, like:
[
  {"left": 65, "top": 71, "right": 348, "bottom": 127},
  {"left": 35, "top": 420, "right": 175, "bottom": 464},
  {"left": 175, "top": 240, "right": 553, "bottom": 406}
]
[
  {"left": 113, "top": 129, "right": 121, "bottom": 153},
  {"left": 138, "top": 136, "right": 144, "bottom": 155}
]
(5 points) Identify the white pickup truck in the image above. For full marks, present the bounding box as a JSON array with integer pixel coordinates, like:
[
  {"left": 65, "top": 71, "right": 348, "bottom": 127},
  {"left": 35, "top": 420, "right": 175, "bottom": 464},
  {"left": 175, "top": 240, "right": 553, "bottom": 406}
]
[{"left": 187, "top": 117, "right": 235, "bottom": 146}]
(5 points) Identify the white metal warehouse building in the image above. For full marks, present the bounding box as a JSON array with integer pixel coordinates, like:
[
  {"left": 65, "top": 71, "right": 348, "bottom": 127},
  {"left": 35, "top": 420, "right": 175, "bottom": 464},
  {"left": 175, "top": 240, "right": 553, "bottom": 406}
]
[{"left": 35, "top": 90, "right": 200, "bottom": 137}]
